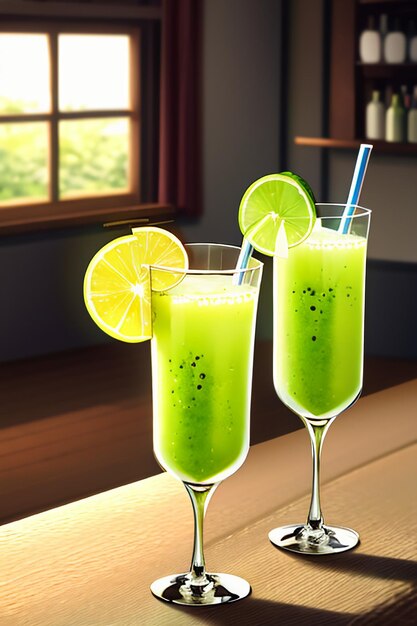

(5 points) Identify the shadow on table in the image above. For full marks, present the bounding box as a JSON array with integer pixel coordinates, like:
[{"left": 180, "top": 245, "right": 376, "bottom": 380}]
[
  {"left": 302, "top": 551, "right": 417, "bottom": 625},
  {"left": 171, "top": 597, "right": 351, "bottom": 626},
  {"left": 169, "top": 552, "right": 417, "bottom": 625},
  {"left": 299, "top": 551, "right": 417, "bottom": 583},
  {"left": 277, "top": 550, "right": 417, "bottom": 625}
]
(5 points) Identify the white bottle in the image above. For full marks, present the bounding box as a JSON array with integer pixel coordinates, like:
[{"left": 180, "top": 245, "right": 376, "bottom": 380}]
[
  {"left": 366, "top": 90, "right": 385, "bottom": 140},
  {"left": 386, "top": 93, "right": 406, "bottom": 142},
  {"left": 384, "top": 18, "right": 406, "bottom": 63},
  {"left": 407, "top": 88, "right": 417, "bottom": 142},
  {"left": 359, "top": 16, "right": 381, "bottom": 63}
]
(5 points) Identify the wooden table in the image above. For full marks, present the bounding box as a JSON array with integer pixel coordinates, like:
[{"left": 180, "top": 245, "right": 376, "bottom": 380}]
[{"left": 1, "top": 379, "right": 417, "bottom": 625}]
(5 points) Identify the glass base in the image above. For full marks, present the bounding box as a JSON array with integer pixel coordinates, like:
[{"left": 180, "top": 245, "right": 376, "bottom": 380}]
[
  {"left": 269, "top": 523, "right": 359, "bottom": 555},
  {"left": 150, "top": 572, "right": 251, "bottom": 606}
]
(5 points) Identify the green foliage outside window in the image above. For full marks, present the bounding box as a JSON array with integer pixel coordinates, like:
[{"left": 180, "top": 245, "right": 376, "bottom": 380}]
[
  {"left": 59, "top": 118, "right": 129, "bottom": 197},
  {"left": 0, "top": 123, "right": 48, "bottom": 202},
  {"left": 0, "top": 99, "right": 129, "bottom": 203}
]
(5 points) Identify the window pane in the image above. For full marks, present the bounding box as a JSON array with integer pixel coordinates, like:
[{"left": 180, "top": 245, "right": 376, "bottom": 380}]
[
  {"left": 0, "top": 34, "right": 50, "bottom": 114},
  {"left": 59, "top": 118, "right": 129, "bottom": 198},
  {"left": 0, "top": 123, "right": 48, "bottom": 204},
  {"left": 59, "top": 35, "right": 130, "bottom": 111}
]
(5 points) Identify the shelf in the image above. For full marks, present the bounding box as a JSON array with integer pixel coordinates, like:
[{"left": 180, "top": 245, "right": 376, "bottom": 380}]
[
  {"left": 359, "top": 0, "right": 417, "bottom": 6},
  {"left": 328, "top": 0, "right": 417, "bottom": 146},
  {"left": 358, "top": 62, "right": 417, "bottom": 80},
  {"left": 295, "top": 136, "right": 417, "bottom": 154}
]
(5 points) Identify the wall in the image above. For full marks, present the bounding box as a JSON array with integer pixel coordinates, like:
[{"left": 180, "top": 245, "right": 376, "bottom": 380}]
[
  {"left": 180, "top": 0, "right": 281, "bottom": 246},
  {"left": 329, "top": 151, "right": 417, "bottom": 263},
  {"left": 285, "top": 0, "right": 325, "bottom": 199},
  {"left": 0, "top": 226, "right": 116, "bottom": 362}
]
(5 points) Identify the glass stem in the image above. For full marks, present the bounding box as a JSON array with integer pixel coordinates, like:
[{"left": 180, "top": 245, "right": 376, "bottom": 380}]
[
  {"left": 304, "top": 418, "right": 334, "bottom": 531},
  {"left": 184, "top": 482, "right": 218, "bottom": 582}
]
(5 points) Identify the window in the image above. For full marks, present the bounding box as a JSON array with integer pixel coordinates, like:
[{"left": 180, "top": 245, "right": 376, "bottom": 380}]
[{"left": 0, "top": 5, "right": 166, "bottom": 232}]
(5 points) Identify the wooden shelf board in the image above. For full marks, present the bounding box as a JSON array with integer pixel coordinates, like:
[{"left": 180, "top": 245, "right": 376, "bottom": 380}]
[
  {"left": 359, "top": 0, "right": 417, "bottom": 6},
  {"left": 357, "top": 62, "right": 417, "bottom": 80},
  {"left": 295, "top": 136, "right": 417, "bottom": 154}
]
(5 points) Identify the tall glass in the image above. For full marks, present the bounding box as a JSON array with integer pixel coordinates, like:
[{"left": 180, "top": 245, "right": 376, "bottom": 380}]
[
  {"left": 150, "top": 244, "right": 263, "bottom": 604},
  {"left": 269, "top": 204, "right": 371, "bottom": 555}
]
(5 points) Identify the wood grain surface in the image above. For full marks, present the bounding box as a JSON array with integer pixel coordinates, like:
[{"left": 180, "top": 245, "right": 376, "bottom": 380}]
[{"left": 1, "top": 379, "right": 416, "bottom": 625}]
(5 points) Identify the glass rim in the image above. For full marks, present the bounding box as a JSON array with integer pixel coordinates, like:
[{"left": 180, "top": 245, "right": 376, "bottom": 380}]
[
  {"left": 149, "top": 242, "right": 264, "bottom": 275},
  {"left": 315, "top": 203, "right": 371, "bottom": 218}
]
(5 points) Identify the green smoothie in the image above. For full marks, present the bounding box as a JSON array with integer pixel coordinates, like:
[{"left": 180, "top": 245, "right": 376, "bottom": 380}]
[
  {"left": 151, "top": 274, "right": 259, "bottom": 484},
  {"left": 274, "top": 225, "right": 367, "bottom": 420}
]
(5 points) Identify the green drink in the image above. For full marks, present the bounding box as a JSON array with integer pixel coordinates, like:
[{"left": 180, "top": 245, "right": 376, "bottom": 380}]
[
  {"left": 269, "top": 203, "right": 371, "bottom": 555},
  {"left": 150, "top": 243, "right": 262, "bottom": 605},
  {"left": 152, "top": 273, "right": 259, "bottom": 484},
  {"left": 235, "top": 170, "right": 372, "bottom": 554},
  {"left": 274, "top": 224, "right": 367, "bottom": 420}
]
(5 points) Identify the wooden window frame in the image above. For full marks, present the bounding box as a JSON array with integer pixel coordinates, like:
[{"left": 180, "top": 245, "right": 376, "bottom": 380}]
[{"left": 0, "top": 2, "right": 172, "bottom": 234}]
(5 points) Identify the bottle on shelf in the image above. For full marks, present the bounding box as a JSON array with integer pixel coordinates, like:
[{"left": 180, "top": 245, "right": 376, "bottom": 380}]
[
  {"left": 407, "top": 87, "right": 417, "bottom": 143},
  {"left": 384, "top": 18, "right": 407, "bottom": 64},
  {"left": 359, "top": 15, "right": 381, "bottom": 63},
  {"left": 366, "top": 90, "right": 385, "bottom": 140},
  {"left": 386, "top": 93, "right": 406, "bottom": 142}
]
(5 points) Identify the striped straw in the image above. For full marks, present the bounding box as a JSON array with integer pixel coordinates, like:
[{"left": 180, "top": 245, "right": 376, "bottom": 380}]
[
  {"left": 339, "top": 143, "right": 373, "bottom": 234},
  {"left": 233, "top": 238, "right": 254, "bottom": 285}
]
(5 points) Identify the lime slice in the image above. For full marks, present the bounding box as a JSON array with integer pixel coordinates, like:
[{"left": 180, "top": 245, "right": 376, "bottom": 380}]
[
  {"left": 238, "top": 172, "right": 316, "bottom": 256},
  {"left": 84, "top": 227, "right": 188, "bottom": 343}
]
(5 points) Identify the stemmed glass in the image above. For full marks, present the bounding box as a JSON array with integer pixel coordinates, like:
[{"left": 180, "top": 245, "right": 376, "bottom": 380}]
[
  {"left": 269, "top": 204, "right": 371, "bottom": 554},
  {"left": 150, "top": 243, "right": 263, "bottom": 604}
]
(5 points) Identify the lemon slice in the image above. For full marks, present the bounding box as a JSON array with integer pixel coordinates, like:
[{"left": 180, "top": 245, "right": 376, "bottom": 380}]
[
  {"left": 84, "top": 227, "right": 188, "bottom": 343},
  {"left": 131, "top": 226, "right": 188, "bottom": 291},
  {"left": 238, "top": 172, "right": 316, "bottom": 256}
]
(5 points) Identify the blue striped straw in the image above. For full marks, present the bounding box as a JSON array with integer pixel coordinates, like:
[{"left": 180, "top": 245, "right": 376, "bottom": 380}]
[
  {"left": 233, "top": 237, "right": 254, "bottom": 285},
  {"left": 339, "top": 143, "right": 373, "bottom": 234}
]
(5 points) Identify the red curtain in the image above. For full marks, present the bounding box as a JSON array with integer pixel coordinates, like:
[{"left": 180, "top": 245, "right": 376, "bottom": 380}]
[{"left": 158, "top": 0, "right": 202, "bottom": 217}]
